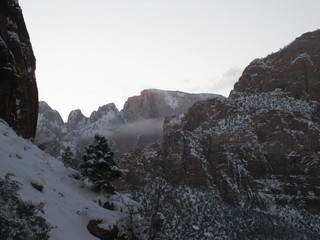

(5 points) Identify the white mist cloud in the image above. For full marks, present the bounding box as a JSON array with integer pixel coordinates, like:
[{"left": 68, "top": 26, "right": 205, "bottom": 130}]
[{"left": 112, "top": 118, "right": 164, "bottom": 154}]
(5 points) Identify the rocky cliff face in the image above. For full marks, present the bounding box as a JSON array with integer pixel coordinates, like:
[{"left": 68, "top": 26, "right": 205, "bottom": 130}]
[
  {"left": 36, "top": 101, "right": 66, "bottom": 155},
  {"left": 122, "top": 89, "right": 221, "bottom": 121},
  {"left": 115, "top": 89, "right": 221, "bottom": 154},
  {"left": 162, "top": 30, "right": 320, "bottom": 213},
  {"left": 67, "top": 109, "right": 87, "bottom": 131},
  {"left": 36, "top": 102, "right": 123, "bottom": 160},
  {"left": 234, "top": 30, "right": 320, "bottom": 102},
  {"left": 161, "top": 91, "right": 320, "bottom": 212},
  {"left": 0, "top": 0, "right": 38, "bottom": 138},
  {"left": 36, "top": 90, "right": 220, "bottom": 160},
  {"left": 119, "top": 30, "right": 320, "bottom": 215}
]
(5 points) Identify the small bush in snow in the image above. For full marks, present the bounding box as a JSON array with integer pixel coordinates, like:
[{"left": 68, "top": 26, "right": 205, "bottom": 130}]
[
  {"left": 0, "top": 173, "right": 51, "bottom": 240},
  {"left": 61, "top": 146, "right": 76, "bottom": 168}
]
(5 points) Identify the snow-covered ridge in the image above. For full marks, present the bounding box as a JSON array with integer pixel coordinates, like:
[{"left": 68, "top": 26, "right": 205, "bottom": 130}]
[
  {"left": 229, "top": 89, "right": 318, "bottom": 115},
  {"left": 200, "top": 90, "right": 320, "bottom": 134},
  {"left": 0, "top": 120, "right": 122, "bottom": 239}
]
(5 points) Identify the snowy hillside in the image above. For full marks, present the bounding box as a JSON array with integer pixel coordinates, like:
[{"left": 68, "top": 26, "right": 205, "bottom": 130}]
[{"left": 0, "top": 119, "right": 124, "bottom": 239}]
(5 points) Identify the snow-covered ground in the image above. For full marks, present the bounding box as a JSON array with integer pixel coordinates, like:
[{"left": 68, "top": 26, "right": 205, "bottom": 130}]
[{"left": 0, "top": 120, "right": 123, "bottom": 239}]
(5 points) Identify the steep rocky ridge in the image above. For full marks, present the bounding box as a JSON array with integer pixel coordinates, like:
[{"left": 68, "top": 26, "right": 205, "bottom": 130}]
[
  {"left": 234, "top": 30, "right": 320, "bottom": 102},
  {"left": 122, "top": 89, "right": 220, "bottom": 121},
  {"left": 36, "top": 101, "right": 66, "bottom": 156},
  {"left": 115, "top": 89, "right": 220, "bottom": 154},
  {"left": 67, "top": 109, "right": 87, "bottom": 131},
  {"left": 36, "top": 90, "right": 218, "bottom": 161},
  {"left": 161, "top": 91, "right": 320, "bottom": 212},
  {"left": 119, "top": 30, "right": 320, "bottom": 216},
  {"left": 36, "top": 101, "right": 123, "bottom": 161},
  {"left": 0, "top": 0, "right": 38, "bottom": 138}
]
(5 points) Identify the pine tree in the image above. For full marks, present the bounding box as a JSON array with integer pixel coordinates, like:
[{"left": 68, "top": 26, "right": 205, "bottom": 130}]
[
  {"left": 61, "top": 146, "right": 74, "bottom": 168},
  {"left": 80, "top": 134, "right": 121, "bottom": 194}
]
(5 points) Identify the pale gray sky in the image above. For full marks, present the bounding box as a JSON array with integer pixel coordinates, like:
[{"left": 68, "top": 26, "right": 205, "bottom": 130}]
[{"left": 19, "top": 0, "right": 320, "bottom": 120}]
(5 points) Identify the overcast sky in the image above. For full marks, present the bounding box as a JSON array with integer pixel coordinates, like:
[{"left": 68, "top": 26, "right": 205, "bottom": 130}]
[{"left": 19, "top": 0, "right": 320, "bottom": 121}]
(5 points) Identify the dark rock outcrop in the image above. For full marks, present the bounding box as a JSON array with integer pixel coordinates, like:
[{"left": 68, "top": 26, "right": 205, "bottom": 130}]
[
  {"left": 87, "top": 220, "right": 119, "bottom": 240},
  {"left": 0, "top": 0, "right": 38, "bottom": 138}
]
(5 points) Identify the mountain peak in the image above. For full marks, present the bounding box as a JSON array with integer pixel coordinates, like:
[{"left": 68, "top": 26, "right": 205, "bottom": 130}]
[
  {"left": 122, "top": 89, "right": 223, "bottom": 121},
  {"left": 233, "top": 29, "right": 320, "bottom": 102}
]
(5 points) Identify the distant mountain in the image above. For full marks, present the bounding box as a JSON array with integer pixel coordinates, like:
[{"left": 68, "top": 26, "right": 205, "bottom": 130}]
[
  {"left": 36, "top": 89, "right": 220, "bottom": 162},
  {"left": 115, "top": 89, "right": 222, "bottom": 154},
  {"left": 36, "top": 102, "right": 122, "bottom": 162},
  {"left": 36, "top": 102, "right": 66, "bottom": 155},
  {"left": 122, "top": 89, "right": 222, "bottom": 121}
]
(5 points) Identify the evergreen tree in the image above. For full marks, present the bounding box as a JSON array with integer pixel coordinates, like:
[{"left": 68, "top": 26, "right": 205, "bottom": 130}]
[
  {"left": 61, "top": 146, "right": 74, "bottom": 168},
  {"left": 80, "top": 134, "right": 121, "bottom": 194}
]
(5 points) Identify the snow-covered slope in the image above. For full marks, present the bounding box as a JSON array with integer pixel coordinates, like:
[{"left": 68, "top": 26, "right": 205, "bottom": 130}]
[{"left": 0, "top": 119, "right": 123, "bottom": 240}]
